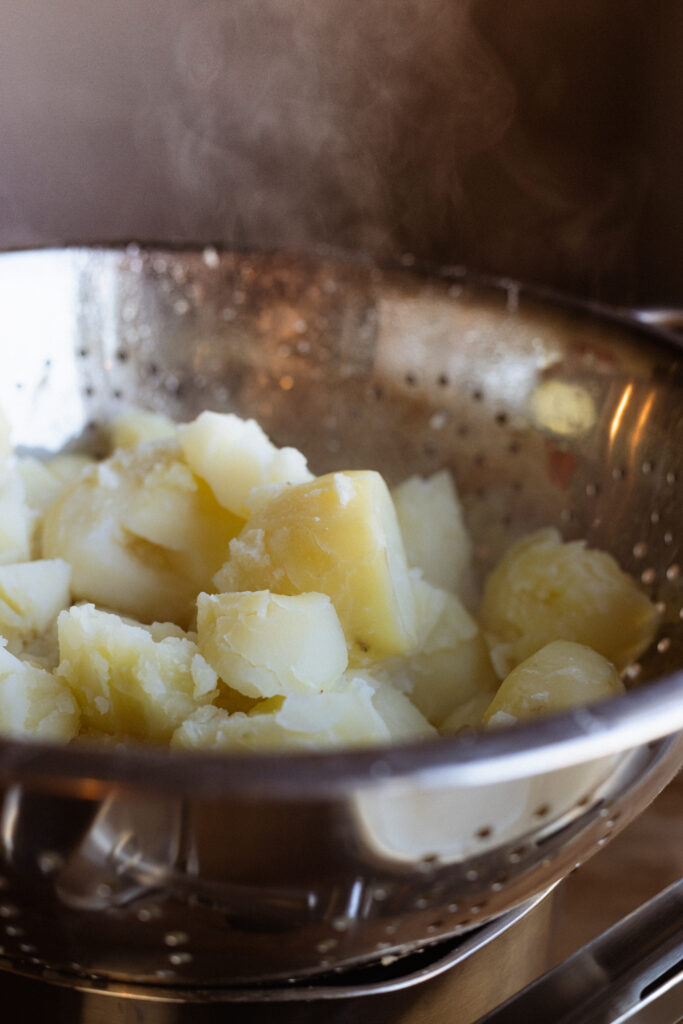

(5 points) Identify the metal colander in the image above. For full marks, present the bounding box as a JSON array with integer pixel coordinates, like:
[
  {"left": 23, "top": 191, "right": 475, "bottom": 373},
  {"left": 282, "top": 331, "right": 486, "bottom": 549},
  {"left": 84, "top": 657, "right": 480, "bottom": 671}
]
[{"left": 0, "top": 246, "right": 681, "bottom": 991}]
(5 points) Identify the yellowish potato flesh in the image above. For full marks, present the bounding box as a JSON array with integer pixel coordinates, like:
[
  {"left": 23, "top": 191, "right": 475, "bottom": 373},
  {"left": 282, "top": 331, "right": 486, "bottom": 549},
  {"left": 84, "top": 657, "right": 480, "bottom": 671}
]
[
  {"left": 440, "top": 691, "right": 497, "bottom": 734},
  {"left": 109, "top": 409, "right": 177, "bottom": 450},
  {"left": 479, "top": 528, "right": 660, "bottom": 677},
  {"left": 0, "top": 465, "right": 33, "bottom": 565},
  {"left": 216, "top": 471, "right": 417, "bottom": 666},
  {"left": 57, "top": 604, "right": 218, "bottom": 743},
  {"left": 0, "top": 645, "right": 80, "bottom": 741},
  {"left": 197, "top": 590, "right": 348, "bottom": 698},
  {"left": 374, "top": 575, "right": 497, "bottom": 727},
  {"left": 178, "top": 410, "right": 313, "bottom": 519},
  {"left": 392, "top": 471, "right": 473, "bottom": 600},
  {"left": 172, "top": 675, "right": 395, "bottom": 751},
  {"left": 42, "top": 442, "right": 243, "bottom": 627},
  {"left": 483, "top": 640, "right": 625, "bottom": 726},
  {"left": 0, "top": 559, "right": 71, "bottom": 656}
]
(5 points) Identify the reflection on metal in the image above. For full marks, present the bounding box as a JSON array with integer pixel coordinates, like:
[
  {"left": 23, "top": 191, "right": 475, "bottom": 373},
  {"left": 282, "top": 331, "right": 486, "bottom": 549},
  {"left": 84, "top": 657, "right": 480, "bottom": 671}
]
[
  {"left": 630, "top": 390, "right": 657, "bottom": 460},
  {"left": 610, "top": 383, "right": 633, "bottom": 443},
  {"left": 531, "top": 380, "right": 597, "bottom": 436}
]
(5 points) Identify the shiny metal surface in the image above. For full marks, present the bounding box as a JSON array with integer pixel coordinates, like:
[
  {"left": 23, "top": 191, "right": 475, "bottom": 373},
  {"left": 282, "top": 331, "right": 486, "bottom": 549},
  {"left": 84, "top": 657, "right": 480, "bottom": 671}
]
[
  {"left": 478, "top": 879, "right": 683, "bottom": 1024},
  {"left": 0, "top": 247, "right": 681, "bottom": 987},
  {"left": 0, "top": 888, "right": 556, "bottom": 1022}
]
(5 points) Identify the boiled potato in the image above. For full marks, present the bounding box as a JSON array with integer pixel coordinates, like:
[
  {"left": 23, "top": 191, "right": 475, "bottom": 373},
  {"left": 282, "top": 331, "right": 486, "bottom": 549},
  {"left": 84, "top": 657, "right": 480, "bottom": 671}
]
[
  {"left": 216, "top": 471, "right": 417, "bottom": 665},
  {"left": 392, "top": 470, "right": 473, "bottom": 600},
  {"left": 483, "top": 640, "right": 625, "bottom": 726},
  {"left": 57, "top": 604, "right": 218, "bottom": 743},
  {"left": 109, "top": 409, "right": 177, "bottom": 450},
  {"left": 0, "top": 644, "right": 80, "bottom": 741},
  {"left": 171, "top": 677, "right": 389, "bottom": 751},
  {"left": 350, "top": 670, "right": 437, "bottom": 741},
  {"left": 480, "top": 528, "right": 660, "bottom": 677},
  {"left": 178, "top": 411, "right": 313, "bottom": 519},
  {"left": 0, "top": 559, "right": 71, "bottom": 656},
  {"left": 373, "top": 574, "right": 497, "bottom": 727},
  {"left": 197, "top": 590, "right": 348, "bottom": 698},
  {"left": 0, "top": 464, "right": 33, "bottom": 564},
  {"left": 440, "top": 691, "right": 497, "bottom": 734},
  {"left": 42, "top": 441, "right": 243, "bottom": 627}
]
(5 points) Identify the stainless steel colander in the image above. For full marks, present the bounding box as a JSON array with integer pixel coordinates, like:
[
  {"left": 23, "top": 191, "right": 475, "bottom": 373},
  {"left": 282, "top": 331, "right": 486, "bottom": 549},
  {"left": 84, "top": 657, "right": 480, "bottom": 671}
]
[{"left": 0, "top": 246, "right": 681, "bottom": 990}]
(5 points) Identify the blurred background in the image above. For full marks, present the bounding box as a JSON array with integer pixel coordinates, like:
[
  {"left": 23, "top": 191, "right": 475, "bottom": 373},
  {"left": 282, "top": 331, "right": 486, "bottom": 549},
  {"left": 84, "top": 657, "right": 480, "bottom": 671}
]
[{"left": 1, "top": 0, "right": 681, "bottom": 304}]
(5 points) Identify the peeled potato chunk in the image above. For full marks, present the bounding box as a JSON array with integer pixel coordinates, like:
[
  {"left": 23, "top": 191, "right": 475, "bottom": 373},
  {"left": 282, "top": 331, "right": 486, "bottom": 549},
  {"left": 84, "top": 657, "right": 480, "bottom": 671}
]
[
  {"left": 480, "top": 528, "right": 660, "bottom": 677},
  {"left": 172, "top": 676, "right": 392, "bottom": 752},
  {"left": 0, "top": 464, "right": 33, "bottom": 565},
  {"left": 349, "top": 670, "right": 437, "bottom": 742},
  {"left": 42, "top": 441, "right": 243, "bottom": 627},
  {"left": 215, "top": 471, "right": 417, "bottom": 665},
  {"left": 374, "top": 574, "right": 497, "bottom": 727},
  {"left": 440, "top": 690, "right": 497, "bottom": 734},
  {"left": 392, "top": 470, "right": 473, "bottom": 599},
  {"left": 109, "top": 409, "right": 177, "bottom": 450},
  {"left": 0, "top": 558, "right": 71, "bottom": 656},
  {"left": 57, "top": 604, "right": 218, "bottom": 743},
  {"left": 178, "top": 410, "right": 313, "bottom": 519},
  {"left": 0, "top": 645, "right": 80, "bottom": 741},
  {"left": 483, "top": 639, "right": 625, "bottom": 726},
  {"left": 197, "top": 590, "right": 348, "bottom": 698}
]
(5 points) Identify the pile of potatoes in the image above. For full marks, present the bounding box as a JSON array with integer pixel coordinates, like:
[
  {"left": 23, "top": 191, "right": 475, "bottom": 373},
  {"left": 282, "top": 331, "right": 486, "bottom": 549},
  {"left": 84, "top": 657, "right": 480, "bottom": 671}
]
[{"left": 0, "top": 406, "right": 660, "bottom": 751}]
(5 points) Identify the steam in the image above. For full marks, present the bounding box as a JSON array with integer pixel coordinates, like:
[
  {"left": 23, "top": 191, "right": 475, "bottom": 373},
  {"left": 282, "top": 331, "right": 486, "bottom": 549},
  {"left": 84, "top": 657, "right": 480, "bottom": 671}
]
[
  {"left": 151, "top": 0, "right": 515, "bottom": 256},
  {"left": 0, "top": 0, "right": 660, "bottom": 298}
]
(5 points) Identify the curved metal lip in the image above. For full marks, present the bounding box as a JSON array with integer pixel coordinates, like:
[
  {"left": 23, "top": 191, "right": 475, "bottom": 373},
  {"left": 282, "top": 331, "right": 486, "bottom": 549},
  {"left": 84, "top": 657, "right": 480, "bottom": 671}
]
[
  {"left": 0, "top": 243, "right": 681, "bottom": 797},
  {"left": 0, "top": 886, "right": 555, "bottom": 1003}
]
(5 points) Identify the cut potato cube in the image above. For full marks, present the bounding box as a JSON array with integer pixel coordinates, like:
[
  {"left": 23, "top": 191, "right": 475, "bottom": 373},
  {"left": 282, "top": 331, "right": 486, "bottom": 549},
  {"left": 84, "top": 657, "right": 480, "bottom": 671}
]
[
  {"left": 392, "top": 471, "right": 473, "bottom": 599},
  {"left": 440, "top": 691, "right": 496, "bottom": 734},
  {"left": 374, "top": 574, "right": 497, "bottom": 727},
  {"left": 0, "top": 645, "right": 79, "bottom": 741},
  {"left": 0, "top": 559, "right": 71, "bottom": 656},
  {"left": 178, "top": 411, "right": 313, "bottom": 519},
  {"left": 350, "top": 670, "right": 437, "bottom": 742},
  {"left": 172, "top": 675, "right": 392, "bottom": 751},
  {"left": 216, "top": 471, "right": 417, "bottom": 665},
  {"left": 109, "top": 409, "right": 177, "bottom": 450},
  {"left": 42, "top": 441, "right": 243, "bottom": 627},
  {"left": 56, "top": 604, "right": 218, "bottom": 743},
  {"left": 0, "top": 464, "right": 33, "bottom": 564},
  {"left": 46, "top": 453, "right": 95, "bottom": 485},
  {"left": 483, "top": 639, "right": 624, "bottom": 726},
  {"left": 480, "top": 528, "right": 660, "bottom": 676},
  {"left": 197, "top": 590, "right": 348, "bottom": 698}
]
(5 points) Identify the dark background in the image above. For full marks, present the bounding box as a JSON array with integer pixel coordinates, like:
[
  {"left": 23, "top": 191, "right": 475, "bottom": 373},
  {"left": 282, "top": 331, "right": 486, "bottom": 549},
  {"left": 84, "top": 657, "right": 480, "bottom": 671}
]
[{"left": 1, "top": 0, "right": 681, "bottom": 304}]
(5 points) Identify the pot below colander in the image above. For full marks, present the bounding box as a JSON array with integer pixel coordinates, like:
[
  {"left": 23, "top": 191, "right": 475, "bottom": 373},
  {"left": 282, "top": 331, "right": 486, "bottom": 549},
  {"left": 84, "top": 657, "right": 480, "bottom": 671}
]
[{"left": 0, "top": 246, "right": 681, "bottom": 985}]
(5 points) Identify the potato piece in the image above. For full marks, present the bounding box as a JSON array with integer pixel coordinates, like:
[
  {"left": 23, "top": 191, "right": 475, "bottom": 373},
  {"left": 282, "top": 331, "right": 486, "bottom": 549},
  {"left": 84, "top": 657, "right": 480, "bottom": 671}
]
[
  {"left": 440, "top": 691, "right": 495, "bottom": 734},
  {"left": 197, "top": 590, "right": 348, "bottom": 698},
  {"left": 109, "top": 409, "right": 177, "bottom": 450},
  {"left": 392, "top": 471, "right": 473, "bottom": 599},
  {"left": 351, "top": 670, "right": 438, "bottom": 742},
  {"left": 0, "top": 464, "right": 33, "bottom": 564},
  {"left": 56, "top": 604, "right": 218, "bottom": 743},
  {"left": 479, "top": 528, "right": 660, "bottom": 677},
  {"left": 178, "top": 411, "right": 313, "bottom": 519},
  {"left": 46, "top": 453, "right": 95, "bottom": 485},
  {"left": 216, "top": 471, "right": 417, "bottom": 665},
  {"left": 172, "top": 676, "right": 393, "bottom": 752},
  {"left": 483, "top": 640, "right": 625, "bottom": 726},
  {"left": 0, "top": 559, "right": 71, "bottom": 656},
  {"left": 42, "top": 441, "right": 243, "bottom": 626},
  {"left": 0, "top": 645, "right": 79, "bottom": 741},
  {"left": 374, "top": 574, "right": 497, "bottom": 727}
]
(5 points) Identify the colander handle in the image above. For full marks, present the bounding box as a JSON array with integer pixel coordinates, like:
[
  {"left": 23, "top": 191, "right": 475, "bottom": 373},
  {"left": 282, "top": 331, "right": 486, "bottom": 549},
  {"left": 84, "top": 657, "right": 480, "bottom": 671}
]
[{"left": 477, "top": 878, "right": 683, "bottom": 1024}]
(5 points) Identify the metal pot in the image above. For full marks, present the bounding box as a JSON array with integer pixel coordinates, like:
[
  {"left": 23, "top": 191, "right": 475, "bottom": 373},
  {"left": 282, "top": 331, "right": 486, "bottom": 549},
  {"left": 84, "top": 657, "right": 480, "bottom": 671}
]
[{"left": 0, "top": 246, "right": 681, "bottom": 990}]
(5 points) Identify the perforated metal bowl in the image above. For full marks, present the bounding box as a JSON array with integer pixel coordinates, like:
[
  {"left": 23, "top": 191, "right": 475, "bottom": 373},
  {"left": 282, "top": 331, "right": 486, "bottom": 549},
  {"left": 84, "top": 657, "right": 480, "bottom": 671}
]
[{"left": 0, "top": 246, "right": 681, "bottom": 989}]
